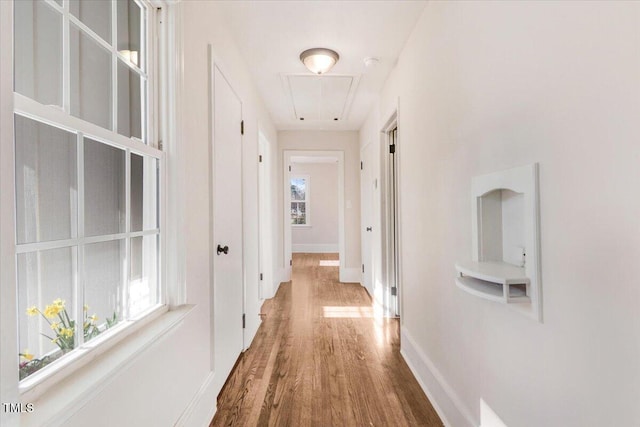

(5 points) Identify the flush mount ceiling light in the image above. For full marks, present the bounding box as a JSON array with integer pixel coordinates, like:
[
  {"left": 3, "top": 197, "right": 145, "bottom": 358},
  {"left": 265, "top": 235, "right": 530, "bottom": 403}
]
[{"left": 300, "top": 48, "right": 340, "bottom": 75}]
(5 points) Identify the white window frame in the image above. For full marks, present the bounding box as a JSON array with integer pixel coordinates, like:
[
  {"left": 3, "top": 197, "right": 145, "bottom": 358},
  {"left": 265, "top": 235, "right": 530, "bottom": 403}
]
[
  {"left": 9, "top": 0, "right": 167, "bottom": 397},
  {"left": 290, "top": 174, "right": 311, "bottom": 227}
]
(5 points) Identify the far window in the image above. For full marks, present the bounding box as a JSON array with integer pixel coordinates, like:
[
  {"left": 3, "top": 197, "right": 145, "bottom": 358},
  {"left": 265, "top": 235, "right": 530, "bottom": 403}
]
[{"left": 290, "top": 176, "right": 310, "bottom": 225}]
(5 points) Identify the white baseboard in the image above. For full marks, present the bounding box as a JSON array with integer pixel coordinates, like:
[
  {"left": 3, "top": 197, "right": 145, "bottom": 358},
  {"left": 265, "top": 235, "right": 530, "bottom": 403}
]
[
  {"left": 292, "top": 243, "right": 338, "bottom": 253},
  {"left": 174, "top": 371, "right": 217, "bottom": 427},
  {"left": 400, "top": 327, "right": 477, "bottom": 427},
  {"left": 277, "top": 267, "right": 289, "bottom": 285},
  {"left": 339, "top": 267, "right": 361, "bottom": 284},
  {"left": 243, "top": 314, "right": 261, "bottom": 351}
]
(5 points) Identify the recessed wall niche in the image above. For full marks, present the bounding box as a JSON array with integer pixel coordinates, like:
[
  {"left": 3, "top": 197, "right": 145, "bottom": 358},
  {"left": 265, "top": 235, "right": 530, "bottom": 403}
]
[{"left": 455, "top": 163, "right": 542, "bottom": 322}]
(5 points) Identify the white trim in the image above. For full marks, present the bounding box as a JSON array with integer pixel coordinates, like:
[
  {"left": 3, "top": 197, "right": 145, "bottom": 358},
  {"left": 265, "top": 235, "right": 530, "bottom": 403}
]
[
  {"left": 292, "top": 243, "right": 338, "bottom": 253},
  {"left": 276, "top": 268, "right": 288, "bottom": 288},
  {"left": 15, "top": 230, "right": 160, "bottom": 254},
  {"left": 380, "top": 108, "right": 402, "bottom": 318},
  {"left": 21, "top": 305, "right": 194, "bottom": 427},
  {"left": 283, "top": 150, "right": 345, "bottom": 282},
  {"left": 0, "top": 0, "right": 19, "bottom": 423},
  {"left": 400, "top": 327, "right": 477, "bottom": 427},
  {"left": 162, "top": 1, "right": 186, "bottom": 307},
  {"left": 174, "top": 371, "right": 217, "bottom": 427},
  {"left": 19, "top": 304, "right": 167, "bottom": 399},
  {"left": 257, "top": 129, "right": 275, "bottom": 300},
  {"left": 339, "top": 267, "right": 361, "bottom": 284},
  {"left": 14, "top": 95, "right": 162, "bottom": 159}
]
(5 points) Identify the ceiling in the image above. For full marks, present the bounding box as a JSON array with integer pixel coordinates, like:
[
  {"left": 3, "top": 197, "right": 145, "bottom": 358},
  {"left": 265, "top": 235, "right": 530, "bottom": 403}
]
[{"left": 214, "top": 1, "right": 428, "bottom": 131}]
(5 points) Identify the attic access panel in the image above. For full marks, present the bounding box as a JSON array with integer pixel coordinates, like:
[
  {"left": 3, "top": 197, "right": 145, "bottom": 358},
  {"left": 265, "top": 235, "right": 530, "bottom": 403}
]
[{"left": 283, "top": 74, "right": 359, "bottom": 122}]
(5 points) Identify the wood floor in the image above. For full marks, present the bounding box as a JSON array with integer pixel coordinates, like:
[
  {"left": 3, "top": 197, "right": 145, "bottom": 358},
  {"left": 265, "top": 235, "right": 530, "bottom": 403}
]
[{"left": 210, "top": 253, "right": 443, "bottom": 427}]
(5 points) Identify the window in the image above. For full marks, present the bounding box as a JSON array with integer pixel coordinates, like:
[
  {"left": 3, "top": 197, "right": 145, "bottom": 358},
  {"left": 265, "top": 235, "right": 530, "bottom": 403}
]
[
  {"left": 13, "top": 0, "right": 162, "bottom": 382},
  {"left": 290, "top": 175, "right": 310, "bottom": 225}
]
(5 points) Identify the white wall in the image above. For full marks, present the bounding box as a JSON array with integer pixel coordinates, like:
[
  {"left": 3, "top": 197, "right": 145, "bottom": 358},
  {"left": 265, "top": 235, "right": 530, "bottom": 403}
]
[
  {"left": 175, "top": 0, "right": 278, "bottom": 416},
  {"left": 361, "top": 2, "right": 640, "bottom": 426},
  {"left": 291, "top": 162, "right": 339, "bottom": 252},
  {"left": 278, "top": 131, "right": 361, "bottom": 275}
]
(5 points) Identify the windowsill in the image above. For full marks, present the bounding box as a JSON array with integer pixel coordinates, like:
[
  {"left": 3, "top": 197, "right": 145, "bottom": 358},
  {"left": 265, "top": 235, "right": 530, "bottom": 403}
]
[
  {"left": 19, "top": 304, "right": 195, "bottom": 420},
  {"left": 292, "top": 224, "right": 312, "bottom": 228}
]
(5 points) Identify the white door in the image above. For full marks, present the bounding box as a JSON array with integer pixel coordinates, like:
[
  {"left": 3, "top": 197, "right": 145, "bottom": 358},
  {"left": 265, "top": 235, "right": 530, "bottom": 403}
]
[
  {"left": 360, "top": 144, "right": 374, "bottom": 297},
  {"left": 258, "top": 132, "right": 273, "bottom": 300},
  {"left": 212, "top": 63, "right": 244, "bottom": 386}
]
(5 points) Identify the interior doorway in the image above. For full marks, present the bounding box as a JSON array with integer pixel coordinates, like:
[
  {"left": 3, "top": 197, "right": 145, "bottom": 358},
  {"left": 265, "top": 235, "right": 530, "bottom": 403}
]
[{"left": 283, "top": 150, "right": 346, "bottom": 281}]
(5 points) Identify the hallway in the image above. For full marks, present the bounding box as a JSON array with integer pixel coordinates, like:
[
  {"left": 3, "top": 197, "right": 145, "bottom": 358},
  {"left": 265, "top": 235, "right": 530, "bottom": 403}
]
[{"left": 211, "top": 253, "right": 442, "bottom": 426}]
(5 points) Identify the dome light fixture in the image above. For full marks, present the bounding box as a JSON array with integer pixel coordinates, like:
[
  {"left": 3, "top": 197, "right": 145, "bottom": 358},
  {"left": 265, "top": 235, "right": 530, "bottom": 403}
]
[{"left": 300, "top": 48, "right": 340, "bottom": 75}]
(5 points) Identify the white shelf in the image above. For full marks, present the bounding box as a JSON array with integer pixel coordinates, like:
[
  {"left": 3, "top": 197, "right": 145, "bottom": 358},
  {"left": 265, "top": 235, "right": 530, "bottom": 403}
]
[
  {"left": 455, "top": 261, "right": 527, "bottom": 285},
  {"left": 455, "top": 163, "right": 541, "bottom": 321},
  {"left": 455, "top": 261, "right": 530, "bottom": 304}
]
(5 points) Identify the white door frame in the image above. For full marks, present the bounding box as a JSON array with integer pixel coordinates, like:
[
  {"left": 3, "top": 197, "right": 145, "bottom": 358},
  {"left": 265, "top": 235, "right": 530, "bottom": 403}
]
[
  {"left": 380, "top": 110, "right": 403, "bottom": 318},
  {"left": 360, "top": 142, "right": 375, "bottom": 298},
  {"left": 257, "top": 129, "right": 274, "bottom": 300},
  {"left": 283, "top": 150, "right": 346, "bottom": 281}
]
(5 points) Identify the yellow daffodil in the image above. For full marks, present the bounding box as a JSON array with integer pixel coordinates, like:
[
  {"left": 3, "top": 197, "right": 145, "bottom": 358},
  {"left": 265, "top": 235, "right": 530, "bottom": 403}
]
[
  {"left": 21, "top": 350, "right": 34, "bottom": 361},
  {"left": 44, "top": 304, "right": 61, "bottom": 318},
  {"left": 26, "top": 306, "right": 39, "bottom": 316},
  {"left": 83, "top": 304, "right": 89, "bottom": 312},
  {"left": 50, "top": 322, "right": 60, "bottom": 330},
  {"left": 89, "top": 314, "right": 98, "bottom": 323},
  {"left": 53, "top": 298, "right": 65, "bottom": 308},
  {"left": 51, "top": 337, "right": 59, "bottom": 344},
  {"left": 60, "top": 328, "right": 74, "bottom": 339}
]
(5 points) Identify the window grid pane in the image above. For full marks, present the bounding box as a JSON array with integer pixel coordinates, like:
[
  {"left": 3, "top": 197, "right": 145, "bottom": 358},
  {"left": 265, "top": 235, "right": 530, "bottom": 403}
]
[
  {"left": 118, "top": 60, "right": 144, "bottom": 139},
  {"left": 83, "top": 239, "right": 124, "bottom": 343},
  {"left": 18, "top": 247, "right": 77, "bottom": 380},
  {"left": 117, "top": 0, "right": 144, "bottom": 70},
  {"left": 129, "top": 234, "right": 159, "bottom": 317},
  {"left": 14, "top": 0, "right": 63, "bottom": 107},
  {"left": 69, "top": 0, "right": 112, "bottom": 44},
  {"left": 84, "top": 138, "right": 126, "bottom": 237},
  {"left": 15, "top": 115, "right": 78, "bottom": 245},
  {"left": 14, "top": 0, "right": 158, "bottom": 382},
  {"left": 70, "top": 23, "right": 113, "bottom": 131}
]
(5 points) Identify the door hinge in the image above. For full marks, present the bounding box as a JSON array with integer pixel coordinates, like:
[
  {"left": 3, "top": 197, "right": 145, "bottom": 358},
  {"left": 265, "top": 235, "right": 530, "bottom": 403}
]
[
  {"left": 360, "top": 161, "right": 363, "bottom": 170},
  {"left": 242, "top": 313, "right": 246, "bottom": 329},
  {"left": 260, "top": 273, "right": 263, "bottom": 281},
  {"left": 158, "top": 140, "right": 164, "bottom": 151},
  {"left": 391, "top": 286, "right": 397, "bottom": 296},
  {"left": 290, "top": 259, "right": 292, "bottom": 266},
  {"left": 288, "top": 165, "right": 291, "bottom": 172},
  {"left": 362, "top": 264, "right": 364, "bottom": 273},
  {"left": 259, "top": 155, "right": 263, "bottom": 163},
  {"left": 389, "top": 144, "right": 396, "bottom": 154},
  {"left": 241, "top": 120, "right": 244, "bottom": 135}
]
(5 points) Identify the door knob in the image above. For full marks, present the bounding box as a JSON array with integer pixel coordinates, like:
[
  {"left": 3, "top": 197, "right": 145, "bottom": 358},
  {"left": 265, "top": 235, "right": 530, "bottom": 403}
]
[
  {"left": 366, "top": 227, "right": 372, "bottom": 232},
  {"left": 217, "top": 244, "right": 229, "bottom": 255}
]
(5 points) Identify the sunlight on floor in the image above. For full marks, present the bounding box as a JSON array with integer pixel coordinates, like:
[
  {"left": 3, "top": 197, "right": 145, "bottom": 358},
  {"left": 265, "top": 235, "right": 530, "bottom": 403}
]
[
  {"left": 319, "top": 260, "right": 340, "bottom": 267},
  {"left": 322, "top": 306, "right": 389, "bottom": 347},
  {"left": 322, "top": 306, "right": 373, "bottom": 318}
]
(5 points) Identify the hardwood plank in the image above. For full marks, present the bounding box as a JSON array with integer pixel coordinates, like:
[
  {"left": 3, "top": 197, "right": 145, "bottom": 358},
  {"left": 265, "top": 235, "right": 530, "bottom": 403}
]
[{"left": 211, "top": 253, "right": 443, "bottom": 427}]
